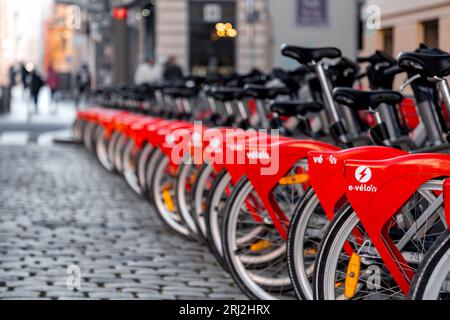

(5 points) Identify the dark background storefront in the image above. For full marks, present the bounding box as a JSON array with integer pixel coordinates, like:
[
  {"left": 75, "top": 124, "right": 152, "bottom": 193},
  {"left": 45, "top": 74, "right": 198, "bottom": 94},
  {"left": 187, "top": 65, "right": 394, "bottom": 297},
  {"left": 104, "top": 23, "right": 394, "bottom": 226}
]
[{"left": 188, "top": 0, "right": 237, "bottom": 75}]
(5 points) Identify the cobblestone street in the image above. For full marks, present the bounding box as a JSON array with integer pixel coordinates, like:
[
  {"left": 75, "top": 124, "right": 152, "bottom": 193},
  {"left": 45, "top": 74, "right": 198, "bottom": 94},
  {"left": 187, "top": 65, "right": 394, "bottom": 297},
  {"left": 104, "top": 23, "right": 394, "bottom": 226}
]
[{"left": 0, "top": 144, "right": 246, "bottom": 300}]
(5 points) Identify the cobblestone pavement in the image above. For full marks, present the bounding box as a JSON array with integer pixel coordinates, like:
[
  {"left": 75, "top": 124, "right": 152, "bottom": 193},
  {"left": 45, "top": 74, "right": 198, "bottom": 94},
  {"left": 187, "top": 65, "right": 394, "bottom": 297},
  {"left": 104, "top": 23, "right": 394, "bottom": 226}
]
[{"left": 0, "top": 144, "right": 247, "bottom": 300}]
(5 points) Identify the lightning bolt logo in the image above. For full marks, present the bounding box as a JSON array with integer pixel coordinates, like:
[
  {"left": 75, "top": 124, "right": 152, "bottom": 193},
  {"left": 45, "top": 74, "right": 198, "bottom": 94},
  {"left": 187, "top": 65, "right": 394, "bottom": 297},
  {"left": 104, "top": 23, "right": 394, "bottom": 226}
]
[{"left": 355, "top": 166, "right": 372, "bottom": 183}]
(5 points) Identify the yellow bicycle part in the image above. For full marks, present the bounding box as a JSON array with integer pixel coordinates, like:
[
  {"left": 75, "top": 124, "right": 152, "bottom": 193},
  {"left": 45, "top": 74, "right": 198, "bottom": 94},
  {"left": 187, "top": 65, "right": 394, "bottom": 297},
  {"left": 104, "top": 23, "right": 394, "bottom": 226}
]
[
  {"left": 162, "top": 183, "right": 175, "bottom": 212},
  {"left": 250, "top": 240, "right": 273, "bottom": 252},
  {"left": 304, "top": 248, "right": 317, "bottom": 256},
  {"left": 344, "top": 252, "right": 361, "bottom": 299},
  {"left": 278, "top": 173, "right": 309, "bottom": 185}
]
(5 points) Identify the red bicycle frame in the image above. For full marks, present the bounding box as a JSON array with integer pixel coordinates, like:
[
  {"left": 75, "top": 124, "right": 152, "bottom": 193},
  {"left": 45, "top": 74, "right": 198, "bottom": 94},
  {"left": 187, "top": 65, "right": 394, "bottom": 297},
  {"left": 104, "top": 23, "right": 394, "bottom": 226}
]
[
  {"left": 343, "top": 153, "right": 450, "bottom": 294},
  {"left": 307, "top": 147, "right": 407, "bottom": 220}
]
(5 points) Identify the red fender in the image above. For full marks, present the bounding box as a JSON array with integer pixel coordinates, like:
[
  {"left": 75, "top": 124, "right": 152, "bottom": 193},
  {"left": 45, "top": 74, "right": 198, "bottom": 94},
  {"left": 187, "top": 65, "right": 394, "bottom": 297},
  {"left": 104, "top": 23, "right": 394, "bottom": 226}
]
[
  {"left": 189, "top": 127, "right": 235, "bottom": 166},
  {"left": 202, "top": 129, "right": 252, "bottom": 175},
  {"left": 114, "top": 114, "right": 147, "bottom": 134},
  {"left": 142, "top": 120, "right": 188, "bottom": 146},
  {"left": 98, "top": 111, "right": 130, "bottom": 138},
  {"left": 344, "top": 153, "right": 450, "bottom": 294},
  {"left": 83, "top": 109, "right": 103, "bottom": 123},
  {"left": 127, "top": 117, "right": 162, "bottom": 149},
  {"left": 151, "top": 122, "right": 193, "bottom": 147},
  {"left": 159, "top": 125, "right": 198, "bottom": 170},
  {"left": 308, "top": 146, "right": 407, "bottom": 220},
  {"left": 445, "top": 179, "right": 450, "bottom": 230},
  {"left": 76, "top": 107, "right": 104, "bottom": 121},
  {"left": 222, "top": 133, "right": 292, "bottom": 184},
  {"left": 241, "top": 139, "right": 340, "bottom": 239}
]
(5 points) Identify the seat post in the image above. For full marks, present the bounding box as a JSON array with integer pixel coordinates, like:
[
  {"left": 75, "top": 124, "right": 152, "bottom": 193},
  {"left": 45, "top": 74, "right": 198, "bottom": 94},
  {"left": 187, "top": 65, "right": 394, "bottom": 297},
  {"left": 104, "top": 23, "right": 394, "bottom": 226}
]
[
  {"left": 236, "top": 99, "right": 249, "bottom": 122},
  {"left": 315, "top": 62, "right": 354, "bottom": 145},
  {"left": 411, "top": 79, "right": 445, "bottom": 147},
  {"left": 182, "top": 98, "right": 192, "bottom": 114},
  {"left": 254, "top": 99, "right": 270, "bottom": 129},
  {"left": 224, "top": 101, "right": 235, "bottom": 117},
  {"left": 207, "top": 96, "right": 219, "bottom": 115},
  {"left": 314, "top": 62, "right": 341, "bottom": 124},
  {"left": 435, "top": 77, "right": 450, "bottom": 120}
]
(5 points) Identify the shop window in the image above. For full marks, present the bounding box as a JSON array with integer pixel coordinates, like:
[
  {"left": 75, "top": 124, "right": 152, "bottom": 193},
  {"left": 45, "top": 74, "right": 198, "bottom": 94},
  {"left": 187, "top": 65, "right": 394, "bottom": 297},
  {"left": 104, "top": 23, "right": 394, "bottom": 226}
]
[
  {"left": 382, "top": 28, "right": 393, "bottom": 57},
  {"left": 188, "top": 0, "right": 236, "bottom": 75},
  {"left": 423, "top": 20, "right": 439, "bottom": 48}
]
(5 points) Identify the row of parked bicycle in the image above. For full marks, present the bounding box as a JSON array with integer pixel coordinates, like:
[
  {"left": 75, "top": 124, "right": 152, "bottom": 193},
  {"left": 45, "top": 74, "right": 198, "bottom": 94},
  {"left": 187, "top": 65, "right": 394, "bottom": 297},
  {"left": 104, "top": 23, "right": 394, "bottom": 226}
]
[{"left": 74, "top": 43, "right": 450, "bottom": 300}]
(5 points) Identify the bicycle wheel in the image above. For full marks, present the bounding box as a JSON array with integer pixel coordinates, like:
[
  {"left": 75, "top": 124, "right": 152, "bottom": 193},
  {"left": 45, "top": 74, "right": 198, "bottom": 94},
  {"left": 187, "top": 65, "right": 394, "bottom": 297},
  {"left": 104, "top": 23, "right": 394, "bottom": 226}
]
[
  {"left": 314, "top": 181, "right": 445, "bottom": 300},
  {"left": 122, "top": 138, "right": 142, "bottom": 195},
  {"left": 409, "top": 231, "right": 450, "bottom": 300},
  {"left": 107, "top": 131, "right": 121, "bottom": 172},
  {"left": 175, "top": 162, "right": 201, "bottom": 238},
  {"left": 150, "top": 153, "right": 192, "bottom": 239},
  {"left": 204, "top": 169, "right": 232, "bottom": 268},
  {"left": 83, "top": 121, "right": 97, "bottom": 154},
  {"left": 192, "top": 164, "right": 216, "bottom": 240},
  {"left": 73, "top": 118, "right": 84, "bottom": 142},
  {"left": 287, "top": 188, "right": 330, "bottom": 300},
  {"left": 95, "top": 126, "right": 115, "bottom": 172},
  {"left": 222, "top": 170, "right": 307, "bottom": 299},
  {"left": 113, "top": 133, "right": 127, "bottom": 173},
  {"left": 136, "top": 143, "right": 154, "bottom": 194}
]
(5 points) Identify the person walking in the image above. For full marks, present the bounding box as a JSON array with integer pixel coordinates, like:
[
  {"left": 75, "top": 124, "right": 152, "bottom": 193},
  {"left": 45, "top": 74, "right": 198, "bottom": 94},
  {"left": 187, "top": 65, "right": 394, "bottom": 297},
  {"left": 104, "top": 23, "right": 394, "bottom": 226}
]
[
  {"left": 8, "top": 64, "right": 16, "bottom": 89},
  {"left": 29, "top": 70, "right": 44, "bottom": 114},
  {"left": 134, "top": 58, "right": 162, "bottom": 85},
  {"left": 163, "top": 56, "right": 183, "bottom": 82},
  {"left": 46, "top": 66, "right": 60, "bottom": 114},
  {"left": 20, "top": 62, "right": 29, "bottom": 89},
  {"left": 75, "top": 64, "right": 91, "bottom": 109},
  {"left": 20, "top": 62, "right": 30, "bottom": 100}
]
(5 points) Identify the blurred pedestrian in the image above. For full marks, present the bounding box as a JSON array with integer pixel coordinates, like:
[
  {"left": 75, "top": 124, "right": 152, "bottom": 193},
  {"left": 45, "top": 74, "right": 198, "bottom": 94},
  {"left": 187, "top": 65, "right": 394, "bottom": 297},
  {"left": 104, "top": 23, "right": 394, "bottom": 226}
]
[
  {"left": 20, "top": 62, "right": 30, "bottom": 100},
  {"left": 134, "top": 58, "right": 162, "bottom": 85},
  {"left": 163, "top": 56, "right": 183, "bottom": 81},
  {"left": 20, "top": 62, "right": 29, "bottom": 89},
  {"left": 46, "top": 66, "right": 60, "bottom": 113},
  {"left": 8, "top": 64, "right": 16, "bottom": 89},
  {"left": 29, "top": 70, "right": 44, "bottom": 113},
  {"left": 75, "top": 64, "right": 91, "bottom": 109}
]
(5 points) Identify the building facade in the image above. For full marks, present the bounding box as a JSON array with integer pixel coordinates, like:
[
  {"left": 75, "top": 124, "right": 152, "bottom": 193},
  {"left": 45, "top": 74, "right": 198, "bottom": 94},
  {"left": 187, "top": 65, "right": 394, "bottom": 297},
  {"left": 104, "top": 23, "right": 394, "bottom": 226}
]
[
  {"left": 269, "top": 0, "right": 360, "bottom": 69},
  {"left": 362, "top": 0, "right": 450, "bottom": 57},
  {"left": 1, "top": 0, "right": 363, "bottom": 85},
  {"left": 154, "top": 0, "right": 361, "bottom": 74},
  {"left": 154, "top": 0, "right": 273, "bottom": 74},
  {"left": 0, "top": 0, "right": 53, "bottom": 85},
  {"left": 361, "top": 0, "right": 450, "bottom": 89},
  {"left": 59, "top": 0, "right": 362, "bottom": 83}
]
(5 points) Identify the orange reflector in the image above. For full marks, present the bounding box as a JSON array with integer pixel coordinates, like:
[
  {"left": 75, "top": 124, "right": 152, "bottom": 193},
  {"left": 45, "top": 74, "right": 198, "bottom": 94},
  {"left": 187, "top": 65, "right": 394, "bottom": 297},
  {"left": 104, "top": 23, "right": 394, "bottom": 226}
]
[
  {"left": 250, "top": 240, "right": 273, "bottom": 252},
  {"left": 162, "top": 190, "right": 175, "bottom": 212},
  {"left": 162, "top": 183, "right": 175, "bottom": 212},
  {"left": 344, "top": 253, "right": 361, "bottom": 299},
  {"left": 304, "top": 248, "right": 317, "bottom": 256},
  {"left": 278, "top": 173, "right": 309, "bottom": 185}
]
